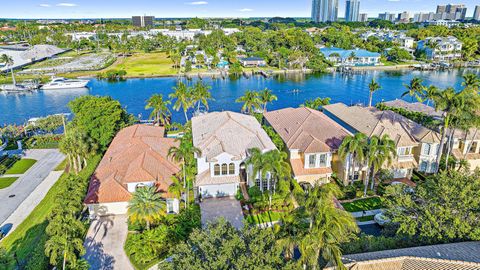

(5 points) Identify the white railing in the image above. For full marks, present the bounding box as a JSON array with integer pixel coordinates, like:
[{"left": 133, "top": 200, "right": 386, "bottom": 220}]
[{"left": 397, "top": 155, "right": 414, "bottom": 162}]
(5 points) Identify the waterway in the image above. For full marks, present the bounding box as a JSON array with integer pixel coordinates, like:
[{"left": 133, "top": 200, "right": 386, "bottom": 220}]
[{"left": 1, "top": 68, "right": 479, "bottom": 125}]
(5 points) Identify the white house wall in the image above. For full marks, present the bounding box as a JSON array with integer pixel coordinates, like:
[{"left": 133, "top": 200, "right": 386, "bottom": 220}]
[{"left": 87, "top": 202, "right": 129, "bottom": 218}]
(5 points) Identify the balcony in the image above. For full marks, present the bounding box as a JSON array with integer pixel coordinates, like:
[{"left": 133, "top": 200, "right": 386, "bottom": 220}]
[{"left": 397, "top": 155, "right": 415, "bottom": 162}]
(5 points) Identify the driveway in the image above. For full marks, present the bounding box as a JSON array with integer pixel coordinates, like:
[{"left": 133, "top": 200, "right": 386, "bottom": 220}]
[
  {"left": 83, "top": 215, "right": 134, "bottom": 270},
  {"left": 200, "top": 197, "right": 244, "bottom": 230},
  {"left": 0, "top": 149, "right": 64, "bottom": 225}
]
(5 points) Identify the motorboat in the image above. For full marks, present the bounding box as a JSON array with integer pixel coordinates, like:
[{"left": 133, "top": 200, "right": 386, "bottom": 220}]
[{"left": 40, "top": 77, "right": 89, "bottom": 90}]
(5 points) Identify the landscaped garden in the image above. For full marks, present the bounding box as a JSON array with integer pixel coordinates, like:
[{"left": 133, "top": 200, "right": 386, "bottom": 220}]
[{"left": 341, "top": 197, "right": 384, "bottom": 212}]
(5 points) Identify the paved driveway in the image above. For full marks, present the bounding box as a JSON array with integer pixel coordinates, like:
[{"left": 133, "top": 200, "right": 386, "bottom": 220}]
[
  {"left": 83, "top": 215, "right": 134, "bottom": 270},
  {"left": 200, "top": 197, "right": 244, "bottom": 229},
  {"left": 0, "top": 149, "right": 64, "bottom": 225}
]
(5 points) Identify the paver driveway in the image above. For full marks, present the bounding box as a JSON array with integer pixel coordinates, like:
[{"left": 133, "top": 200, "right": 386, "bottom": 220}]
[
  {"left": 200, "top": 197, "right": 244, "bottom": 229},
  {"left": 83, "top": 215, "right": 134, "bottom": 270}
]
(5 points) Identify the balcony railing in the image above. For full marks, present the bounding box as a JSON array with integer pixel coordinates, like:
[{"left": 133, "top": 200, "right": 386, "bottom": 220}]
[{"left": 397, "top": 155, "right": 415, "bottom": 162}]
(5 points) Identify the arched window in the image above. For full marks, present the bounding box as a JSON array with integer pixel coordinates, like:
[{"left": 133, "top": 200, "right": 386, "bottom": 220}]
[
  {"left": 221, "top": 164, "right": 228, "bottom": 175},
  {"left": 214, "top": 164, "right": 220, "bottom": 176},
  {"left": 229, "top": 163, "right": 235, "bottom": 175}
]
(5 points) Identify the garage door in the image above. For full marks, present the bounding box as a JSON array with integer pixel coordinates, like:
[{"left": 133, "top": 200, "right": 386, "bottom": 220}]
[{"left": 199, "top": 184, "right": 238, "bottom": 198}]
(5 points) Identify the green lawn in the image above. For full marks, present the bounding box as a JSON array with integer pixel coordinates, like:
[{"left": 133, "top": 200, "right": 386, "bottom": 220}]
[
  {"left": 245, "top": 211, "right": 285, "bottom": 225},
  {"left": 356, "top": 215, "right": 375, "bottom": 222},
  {"left": 104, "top": 52, "right": 177, "bottom": 77},
  {"left": 341, "top": 197, "right": 383, "bottom": 212},
  {"left": 0, "top": 177, "right": 19, "bottom": 189},
  {"left": 54, "top": 159, "right": 67, "bottom": 171},
  {"left": 5, "top": 159, "right": 37, "bottom": 174}
]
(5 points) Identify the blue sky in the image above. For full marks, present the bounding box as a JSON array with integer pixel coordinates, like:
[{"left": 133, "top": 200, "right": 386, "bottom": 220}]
[{"left": 1, "top": 0, "right": 478, "bottom": 19}]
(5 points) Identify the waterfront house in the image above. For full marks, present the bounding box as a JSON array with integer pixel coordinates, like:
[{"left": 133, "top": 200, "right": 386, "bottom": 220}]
[
  {"left": 192, "top": 111, "right": 277, "bottom": 198},
  {"left": 264, "top": 107, "right": 355, "bottom": 186},
  {"left": 84, "top": 125, "right": 181, "bottom": 218},
  {"left": 320, "top": 47, "right": 381, "bottom": 67},
  {"left": 382, "top": 99, "right": 444, "bottom": 120},
  {"left": 324, "top": 103, "right": 442, "bottom": 178},
  {"left": 238, "top": 57, "right": 267, "bottom": 68},
  {"left": 451, "top": 128, "right": 480, "bottom": 171},
  {"left": 417, "top": 36, "right": 462, "bottom": 61}
]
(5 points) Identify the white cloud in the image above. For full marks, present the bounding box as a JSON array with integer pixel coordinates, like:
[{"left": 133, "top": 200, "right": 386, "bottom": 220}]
[
  {"left": 187, "top": 1, "right": 208, "bottom": 5},
  {"left": 39, "top": 4, "right": 51, "bottom": 7},
  {"left": 56, "top": 3, "right": 77, "bottom": 7},
  {"left": 238, "top": 8, "right": 253, "bottom": 12}
]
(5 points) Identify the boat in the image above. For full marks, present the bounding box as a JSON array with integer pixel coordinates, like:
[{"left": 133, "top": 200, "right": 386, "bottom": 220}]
[{"left": 40, "top": 77, "right": 89, "bottom": 90}]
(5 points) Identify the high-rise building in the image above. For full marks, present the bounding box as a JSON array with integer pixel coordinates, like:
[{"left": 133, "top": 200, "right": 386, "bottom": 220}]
[
  {"left": 132, "top": 15, "right": 155, "bottom": 27},
  {"left": 378, "top": 12, "right": 396, "bottom": 22},
  {"left": 397, "top": 11, "right": 411, "bottom": 23},
  {"left": 435, "top": 4, "right": 467, "bottom": 21},
  {"left": 413, "top": 12, "right": 436, "bottom": 23},
  {"left": 345, "top": 0, "right": 360, "bottom": 22},
  {"left": 311, "top": 0, "right": 339, "bottom": 23},
  {"left": 359, "top": 13, "right": 368, "bottom": 22},
  {"left": 474, "top": 6, "right": 480, "bottom": 21}
]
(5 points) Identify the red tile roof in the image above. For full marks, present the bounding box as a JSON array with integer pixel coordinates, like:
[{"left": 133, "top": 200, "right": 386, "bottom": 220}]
[{"left": 84, "top": 125, "right": 180, "bottom": 204}]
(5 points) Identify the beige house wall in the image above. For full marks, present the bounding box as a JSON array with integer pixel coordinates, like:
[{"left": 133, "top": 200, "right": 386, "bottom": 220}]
[{"left": 87, "top": 202, "right": 129, "bottom": 218}]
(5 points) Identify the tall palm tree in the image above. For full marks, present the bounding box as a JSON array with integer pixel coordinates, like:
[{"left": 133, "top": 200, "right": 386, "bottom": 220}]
[
  {"left": 423, "top": 85, "right": 439, "bottom": 107},
  {"left": 462, "top": 73, "right": 480, "bottom": 92},
  {"left": 145, "top": 94, "right": 171, "bottom": 126},
  {"left": 1, "top": 54, "right": 16, "bottom": 85},
  {"left": 364, "top": 135, "right": 396, "bottom": 193},
  {"left": 263, "top": 150, "right": 291, "bottom": 196},
  {"left": 169, "top": 82, "right": 193, "bottom": 122},
  {"left": 258, "top": 88, "right": 277, "bottom": 112},
  {"left": 246, "top": 147, "right": 270, "bottom": 192},
  {"left": 191, "top": 81, "right": 213, "bottom": 113},
  {"left": 338, "top": 133, "right": 368, "bottom": 185},
  {"left": 301, "top": 97, "right": 331, "bottom": 110},
  {"left": 127, "top": 186, "right": 165, "bottom": 230},
  {"left": 402, "top": 77, "right": 425, "bottom": 102},
  {"left": 368, "top": 79, "right": 381, "bottom": 107},
  {"left": 236, "top": 90, "right": 261, "bottom": 114}
]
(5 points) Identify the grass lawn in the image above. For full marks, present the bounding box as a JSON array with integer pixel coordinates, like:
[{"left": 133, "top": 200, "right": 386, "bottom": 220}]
[
  {"left": 103, "top": 52, "right": 177, "bottom": 77},
  {"left": 245, "top": 211, "right": 285, "bottom": 225},
  {"left": 341, "top": 197, "right": 383, "bottom": 212},
  {"left": 54, "top": 159, "right": 67, "bottom": 171},
  {"left": 5, "top": 159, "right": 37, "bottom": 174},
  {"left": 356, "top": 215, "right": 375, "bottom": 222},
  {"left": 0, "top": 177, "right": 19, "bottom": 189}
]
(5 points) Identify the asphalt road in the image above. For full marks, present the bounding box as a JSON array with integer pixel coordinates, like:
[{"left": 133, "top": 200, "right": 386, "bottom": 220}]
[{"left": 0, "top": 149, "right": 64, "bottom": 225}]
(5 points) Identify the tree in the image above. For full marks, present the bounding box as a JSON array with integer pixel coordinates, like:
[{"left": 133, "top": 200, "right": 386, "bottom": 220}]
[
  {"left": 0, "top": 54, "right": 16, "bottom": 85},
  {"left": 68, "top": 96, "right": 133, "bottom": 150},
  {"left": 368, "top": 79, "right": 381, "bottom": 107},
  {"left": 236, "top": 90, "right": 261, "bottom": 114},
  {"left": 364, "top": 135, "right": 396, "bottom": 195},
  {"left": 162, "top": 219, "right": 299, "bottom": 270},
  {"left": 258, "top": 88, "right": 278, "bottom": 112},
  {"left": 169, "top": 82, "right": 194, "bottom": 122},
  {"left": 191, "top": 81, "right": 213, "bottom": 113},
  {"left": 145, "top": 94, "right": 171, "bottom": 126},
  {"left": 402, "top": 77, "right": 425, "bottom": 102},
  {"left": 59, "top": 129, "right": 97, "bottom": 173},
  {"left": 301, "top": 97, "right": 331, "bottom": 110},
  {"left": 462, "top": 73, "right": 480, "bottom": 92},
  {"left": 384, "top": 170, "right": 480, "bottom": 244},
  {"left": 128, "top": 186, "right": 166, "bottom": 230},
  {"left": 338, "top": 133, "right": 368, "bottom": 185}
]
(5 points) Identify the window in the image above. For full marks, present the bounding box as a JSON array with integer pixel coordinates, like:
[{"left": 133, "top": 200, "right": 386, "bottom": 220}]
[
  {"left": 229, "top": 163, "right": 235, "bottom": 175},
  {"left": 167, "top": 200, "right": 174, "bottom": 213},
  {"left": 420, "top": 161, "right": 428, "bottom": 172},
  {"left": 221, "top": 164, "right": 228, "bottom": 175},
  {"left": 430, "top": 162, "right": 437, "bottom": 172},
  {"left": 308, "top": 154, "right": 316, "bottom": 168},
  {"left": 262, "top": 179, "right": 268, "bottom": 191},
  {"left": 349, "top": 171, "right": 360, "bottom": 181},
  {"left": 398, "top": 147, "right": 412, "bottom": 156},
  {"left": 214, "top": 164, "right": 220, "bottom": 176},
  {"left": 256, "top": 179, "right": 261, "bottom": 188},
  {"left": 470, "top": 142, "right": 478, "bottom": 154},
  {"left": 423, "top": 144, "right": 431, "bottom": 155},
  {"left": 319, "top": 154, "right": 327, "bottom": 167}
]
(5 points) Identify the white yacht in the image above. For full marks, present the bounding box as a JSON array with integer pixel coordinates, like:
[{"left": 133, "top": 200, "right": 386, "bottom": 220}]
[{"left": 41, "top": 77, "right": 89, "bottom": 90}]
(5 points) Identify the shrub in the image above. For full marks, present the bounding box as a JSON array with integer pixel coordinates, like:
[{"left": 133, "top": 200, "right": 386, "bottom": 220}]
[
  {"left": 125, "top": 226, "right": 170, "bottom": 264},
  {"left": 247, "top": 186, "right": 262, "bottom": 201}
]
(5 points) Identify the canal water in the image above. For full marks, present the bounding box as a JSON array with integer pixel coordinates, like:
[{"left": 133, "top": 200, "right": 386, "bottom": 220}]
[{"left": 1, "top": 68, "right": 478, "bottom": 125}]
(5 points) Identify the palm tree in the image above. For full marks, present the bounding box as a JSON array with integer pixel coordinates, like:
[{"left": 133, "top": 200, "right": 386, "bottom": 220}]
[
  {"left": 365, "top": 135, "right": 396, "bottom": 193},
  {"left": 299, "top": 184, "right": 358, "bottom": 269},
  {"left": 127, "top": 186, "right": 165, "bottom": 230},
  {"left": 368, "top": 79, "right": 381, "bottom": 107},
  {"left": 145, "top": 94, "right": 171, "bottom": 126},
  {"left": 301, "top": 97, "right": 331, "bottom": 110},
  {"left": 258, "top": 88, "right": 277, "bottom": 112},
  {"left": 236, "top": 90, "right": 261, "bottom": 114},
  {"left": 338, "top": 133, "right": 368, "bottom": 185},
  {"left": 402, "top": 77, "right": 426, "bottom": 102},
  {"left": 191, "top": 81, "right": 213, "bottom": 113},
  {"left": 169, "top": 82, "right": 193, "bottom": 122},
  {"left": 246, "top": 148, "right": 270, "bottom": 192},
  {"left": 1, "top": 54, "right": 16, "bottom": 85},
  {"left": 423, "top": 85, "right": 439, "bottom": 107},
  {"left": 263, "top": 150, "right": 291, "bottom": 196},
  {"left": 462, "top": 73, "right": 480, "bottom": 92}
]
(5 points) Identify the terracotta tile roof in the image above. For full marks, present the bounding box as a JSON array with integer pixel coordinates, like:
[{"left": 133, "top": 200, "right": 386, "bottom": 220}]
[
  {"left": 84, "top": 125, "right": 180, "bottom": 204},
  {"left": 264, "top": 107, "right": 351, "bottom": 153},
  {"left": 194, "top": 170, "right": 241, "bottom": 186},
  {"left": 453, "top": 149, "right": 480, "bottom": 161},
  {"left": 323, "top": 103, "right": 440, "bottom": 147},
  {"left": 290, "top": 158, "right": 332, "bottom": 177},
  {"left": 383, "top": 99, "right": 444, "bottom": 118},
  {"left": 192, "top": 111, "right": 276, "bottom": 161},
  {"left": 325, "top": 242, "right": 480, "bottom": 270}
]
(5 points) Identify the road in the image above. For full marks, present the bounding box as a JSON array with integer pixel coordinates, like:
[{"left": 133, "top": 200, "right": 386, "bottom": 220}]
[{"left": 0, "top": 149, "right": 64, "bottom": 225}]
